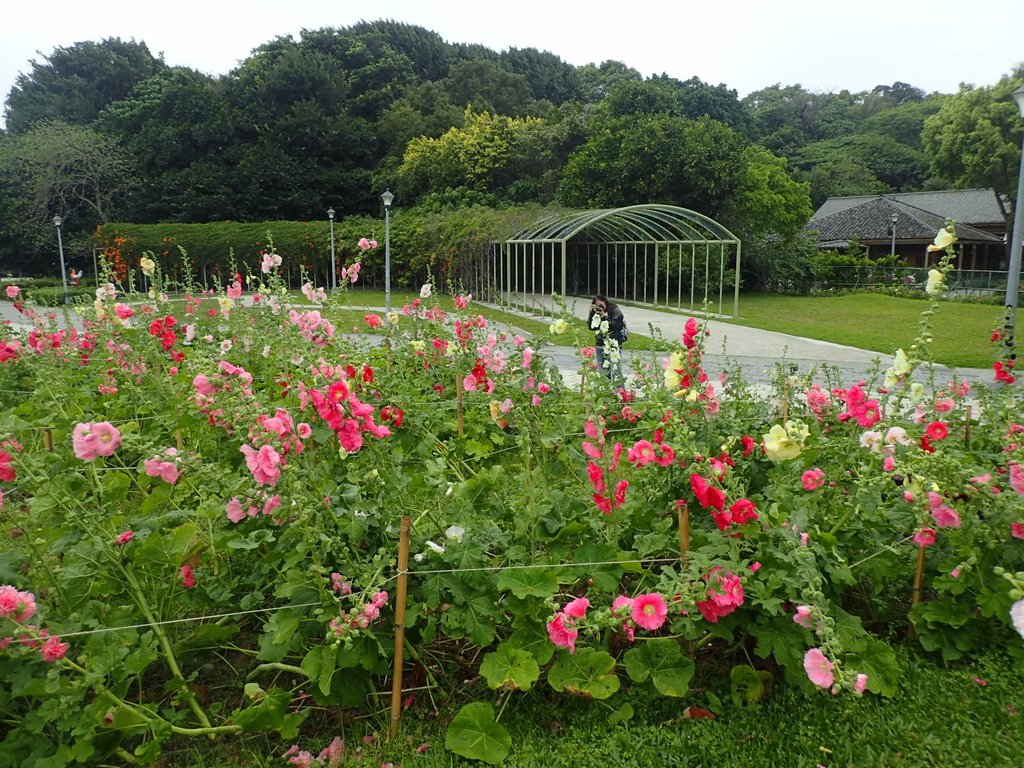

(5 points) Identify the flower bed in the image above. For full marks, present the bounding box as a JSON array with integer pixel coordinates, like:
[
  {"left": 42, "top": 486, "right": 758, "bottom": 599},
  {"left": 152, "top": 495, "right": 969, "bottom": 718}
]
[{"left": 0, "top": 229, "right": 1022, "bottom": 766}]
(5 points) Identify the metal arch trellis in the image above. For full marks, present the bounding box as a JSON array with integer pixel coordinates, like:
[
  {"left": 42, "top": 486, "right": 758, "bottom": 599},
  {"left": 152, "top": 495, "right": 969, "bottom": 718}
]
[{"left": 496, "top": 204, "right": 742, "bottom": 318}]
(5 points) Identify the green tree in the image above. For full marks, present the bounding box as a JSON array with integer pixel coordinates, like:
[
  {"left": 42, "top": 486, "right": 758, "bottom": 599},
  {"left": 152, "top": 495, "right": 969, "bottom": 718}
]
[
  {"left": 575, "top": 60, "right": 643, "bottom": 104},
  {"left": 922, "top": 69, "right": 1024, "bottom": 202},
  {"left": 442, "top": 59, "right": 536, "bottom": 116},
  {"left": 501, "top": 47, "right": 580, "bottom": 104},
  {"left": 4, "top": 38, "right": 165, "bottom": 133}
]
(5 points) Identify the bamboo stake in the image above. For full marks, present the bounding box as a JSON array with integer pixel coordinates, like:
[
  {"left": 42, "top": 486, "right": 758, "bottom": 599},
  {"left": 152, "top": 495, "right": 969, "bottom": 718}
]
[
  {"left": 43, "top": 429, "right": 53, "bottom": 451},
  {"left": 389, "top": 516, "right": 411, "bottom": 738},
  {"left": 908, "top": 544, "right": 927, "bottom": 638},
  {"left": 964, "top": 405, "right": 972, "bottom": 447},
  {"left": 175, "top": 429, "right": 184, "bottom": 452},
  {"left": 677, "top": 503, "right": 690, "bottom": 565},
  {"left": 455, "top": 373, "right": 465, "bottom": 437},
  {"left": 781, "top": 380, "right": 790, "bottom": 423}
]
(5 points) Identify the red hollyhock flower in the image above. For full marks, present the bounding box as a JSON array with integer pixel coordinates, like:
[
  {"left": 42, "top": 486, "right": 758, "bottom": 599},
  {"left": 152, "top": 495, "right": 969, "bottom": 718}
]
[{"left": 925, "top": 421, "right": 949, "bottom": 441}]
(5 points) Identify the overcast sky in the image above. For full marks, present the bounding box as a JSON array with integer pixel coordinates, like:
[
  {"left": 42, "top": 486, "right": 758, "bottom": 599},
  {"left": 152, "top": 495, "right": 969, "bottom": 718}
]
[{"left": 3, "top": 0, "right": 1022, "bottom": 128}]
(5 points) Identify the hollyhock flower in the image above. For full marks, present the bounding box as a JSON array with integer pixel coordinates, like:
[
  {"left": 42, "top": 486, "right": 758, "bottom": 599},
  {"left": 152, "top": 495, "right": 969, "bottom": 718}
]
[
  {"left": 114, "top": 303, "right": 134, "bottom": 320},
  {"left": 5, "top": 285, "right": 20, "bottom": 299},
  {"left": 180, "top": 565, "right": 196, "bottom": 589},
  {"left": 930, "top": 505, "right": 961, "bottom": 528},
  {"left": 728, "top": 498, "right": 758, "bottom": 526},
  {"left": 690, "top": 473, "right": 725, "bottom": 512},
  {"left": 614, "top": 479, "right": 628, "bottom": 506},
  {"left": 853, "top": 674, "right": 868, "bottom": 694},
  {"left": 696, "top": 570, "right": 745, "bottom": 623},
  {"left": 802, "top": 468, "right": 826, "bottom": 491},
  {"left": 40, "top": 635, "right": 69, "bottom": 662},
  {"left": 419, "top": 283, "right": 432, "bottom": 299},
  {"left": 803, "top": 648, "right": 835, "bottom": 688},
  {"left": 546, "top": 613, "right": 578, "bottom": 653},
  {"left": 793, "top": 605, "right": 814, "bottom": 629},
  {"left": 884, "top": 427, "right": 912, "bottom": 448},
  {"left": 925, "top": 421, "right": 949, "bottom": 441},
  {"left": 913, "top": 527, "right": 936, "bottom": 547},
  {"left": 115, "top": 530, "right": 134, "bottom": 545},
  {"left": 72, "top": 422, "right": 122, "bottom": 461},
  {"left": 563, "top": 597, "right": 590, "bottom": 619},
  {"left": 240, "top": 443, "right": 282, "bottom": 486},
  {"left": 763, "top": 424, "right": 801, "bottom": 461},
  {"left": 0, "top": 585, "right": 37, "bottom": 621},
  {"left": 1010, "top": 523, "right": 1024, "bottom": 539},
  {"left": 925, "top": 268, "right": 945, "bottom": 295},
  {"left": 628, "top": 440, "right": 658, "bottom": 465},
  {"left": 1011, "top": 600, "right": 1024, "bottom": 640},
  {"left": 140, "top": 256, "right": 156, "bottom": 276},
  {"left": 1010, "top": 463, "right": 1024, "bottom": 496},
  {"left": 749, "top": 561, "right": 762, "bottom": 573},
  {"left": 0, "top": 449, "right": 15, "bottom": 482},
  {"left": 631, "top": 592, "right": 668, "bottom": 630},
  {"left": 928, "top": 227, "right": 955, "bottom": 253}
]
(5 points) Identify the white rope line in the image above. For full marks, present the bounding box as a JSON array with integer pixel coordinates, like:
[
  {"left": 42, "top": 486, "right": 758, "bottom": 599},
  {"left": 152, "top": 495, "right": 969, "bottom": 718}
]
[{"left": 407, "top": 557, "right": 680, "bottom": 576}]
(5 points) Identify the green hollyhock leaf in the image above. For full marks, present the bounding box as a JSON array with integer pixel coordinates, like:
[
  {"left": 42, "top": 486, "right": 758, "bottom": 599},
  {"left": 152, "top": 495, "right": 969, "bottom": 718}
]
[
  {"left": 232, "top": 686, "right": 290, "bottom": 732},
  {"left": 480, "top": 644, "right": 540, "bottom": 691},
  {"left": 623, "top": 638, "right": 694, "bottom": 697},
  {"left": 497, "top": 567, "right": 558, "bottom": 599},
  {"left": 506, "top": 626, "right": 555, "bottom": 666},
  {"left": 608, "top": 703, "right": 634, "bottom": 725},
  {"left": 301, "top": 645, "right": 338, "bottom": 696},
  {"left": 547, "top": 648, "right": 620, "bottom": 699},
  {"left": 730, "top": 664, "right": 773, "bottom": 704},
  {"left": 444, "top": 702, "right": 511, "bottom": 765},
  {"left": 846, "top": 639, "right": 900, "bottom": 698}
]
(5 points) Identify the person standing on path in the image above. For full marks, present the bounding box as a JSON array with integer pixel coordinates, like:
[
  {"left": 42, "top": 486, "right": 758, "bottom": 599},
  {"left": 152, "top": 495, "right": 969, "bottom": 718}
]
[{"left": 589, "top": 293, "right": 627, "bottom": 382}]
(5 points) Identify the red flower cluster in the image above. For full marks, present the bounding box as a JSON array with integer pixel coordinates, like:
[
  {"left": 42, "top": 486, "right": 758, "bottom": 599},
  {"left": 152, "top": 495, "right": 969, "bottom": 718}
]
[
  {"left": 695, "top": 568, "right": 745, "bottom": 623},
  {"left": 148, "top": 315, "right": 185, "bottom": 362}
]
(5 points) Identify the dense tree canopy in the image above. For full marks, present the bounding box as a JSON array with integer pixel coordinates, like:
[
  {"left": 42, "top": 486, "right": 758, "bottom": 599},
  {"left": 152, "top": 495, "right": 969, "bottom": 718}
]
[{"left": 0, "top": 20, "right": 1019, "bottom": 278}]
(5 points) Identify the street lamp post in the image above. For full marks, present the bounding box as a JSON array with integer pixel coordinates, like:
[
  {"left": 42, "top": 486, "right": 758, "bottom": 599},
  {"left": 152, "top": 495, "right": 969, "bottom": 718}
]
[
  {"left": 53, "top": 215, "right": 68, "bottom": 304},
  {"left": 381, "top": 189, "right": 394, "bottom": 314},
  {"left": 889, "top": 212, "right": 898, "bottom": 258},
  {"left": 1004, "top": 84, "right": 1024, "bottom": 359},
  {"left": 327, "top": 207, "right": 336, "bottom": 291}
]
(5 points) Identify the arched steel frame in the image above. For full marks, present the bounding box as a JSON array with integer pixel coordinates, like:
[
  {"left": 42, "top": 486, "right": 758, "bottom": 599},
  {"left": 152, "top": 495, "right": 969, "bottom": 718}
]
[{"left": 494, "top": 204, "right": 742, "bottom": 317}]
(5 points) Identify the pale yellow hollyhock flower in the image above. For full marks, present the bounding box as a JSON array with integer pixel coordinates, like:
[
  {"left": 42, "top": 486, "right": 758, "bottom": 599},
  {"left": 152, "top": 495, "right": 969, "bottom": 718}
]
[
  {"left": 387, "top": 312, "right": 400, "bottom": 324},
  {"left": 410, "top": 340, "right": 425, "bottom": 352},
  {"left": 763, "top": 424, "right": 802, "bottom": 462},
  {"left": 927, "top": 227, "right": 955, "bottom": 252},
  {"left": 884, "top": 348, "right": 913, "bottom": 387},
  {"left": 925, "top": 269, "right": 945, "bottom": 296},
  {"left": 664, "top": 351, "right": 685, "bottom": 390},
  {"left": 140, "top": 256, "right": 156, "bottom": 276},
  {"left": 909, "top": 381, "right": 925, "bottom": 403},
  {"left": 93, "top": 297, "right": 107, "bottom": 321},
  {"left": 549, "top": 319, "right": 568, "bottom": 335},
  {"left": 218, "top": 296, "right": 235, "bottom": 313},
  {"left": 686, "top": 389, "right": 699, "bottom": 402}
]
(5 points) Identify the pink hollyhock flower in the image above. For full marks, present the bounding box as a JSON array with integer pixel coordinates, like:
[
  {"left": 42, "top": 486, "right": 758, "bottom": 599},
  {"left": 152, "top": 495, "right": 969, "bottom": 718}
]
[
  {"left": 1010, "top": 463, "right": 1024, "bottom": 496},
  {"left": 925, "top": 421, "right": 949, "bottom": 441},
  {"left": 934, "top": 398, "right": 955, "bottom": 413},
  {"left": 803, "top": 648, "right": 835, "bottom": 688},
  {"left": 563, "top": 597, "right": 590, "bottom": 619},
  {"left": 114, "top": 303, "right": 134, "bottom": 320},
  {"left": 5, "top": 285, "right": 20, "bottom": 299},
  {"left": 179, "top": 564, "right": 196, "bottom": 589},
  {"left": 115, "top": 530, "right": 134, "bottom": 545},
  {"left": 749, "top": 561, "right": 762, "bottom": 573},
  {"left": 240, "top": 444, "right": 282, "bottom": 486},
  {"left": 225, "top": 497, "right": 251, "bottom": 523},
  {"left": 631, "top": 592, "right": 668, "bottom": 630},
  {"left": 1011, "top": 523, "right": 1024, "bottom": 539},
  {"left": 614, "top": 479, "right": 629, "bottom": 506},
  {"left": 1011, "top": 600, "right": 1024, "bottom": 640},
  {"left": 546, "top": 613, "right": 578, "bottom": 653},
  {"left": 930, "top": 504, "right": 961, "bottom": 529},
  {"left": 0, "top": 585, "right": 37, "bottom": 621},
  {"left": 802, "top": 468, "right": 826, "bottom": 491},
  {"left": 793, "top": 605, "right": 814, "bottom": 629},
  {"left": 40, "top": 635, "right": 69, "bottom": 662},
  {"left": 628, "top": 440, "right": 657, "bottom": 465},
  {"left": 913, "top": 527, "right": 937, "bottom": 547},
  {"left": 71, "top": 422, "right": 122, "bottom": 461},
  {"left": 612, "top": 595, "right": 633, "bottom": 616},
  {"left": 263, "top": 495, "right": 282, "bottom": 517},
  {"left": 853, "top": 673, "right": 868, "bottom": 693},
  {"left": 582, "top": 441, "right": 603, "bottom": 459}
]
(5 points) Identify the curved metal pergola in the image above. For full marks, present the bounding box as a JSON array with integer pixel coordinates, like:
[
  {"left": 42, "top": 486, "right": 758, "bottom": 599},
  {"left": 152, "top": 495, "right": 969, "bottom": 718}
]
[{"left": 495, "top": 204, "right": 742, "bottom": 317}]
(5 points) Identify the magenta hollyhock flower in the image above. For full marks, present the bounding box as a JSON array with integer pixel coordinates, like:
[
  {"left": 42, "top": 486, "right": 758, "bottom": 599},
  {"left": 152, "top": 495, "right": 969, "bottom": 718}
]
[
  {"left": 240, "top": 443, "right": 282, "bottom": 486},
  {"left": 1010, "top": 463, "right": 1024, "bottom": 496},
  {"left": 930, "top": 505, "right": 961, "bottom": 528},
  {"left": 853, "top": 673, "right": 868, "bottom": 694},
  {"left": 631, "top": 592, "right": 668, "bottom": 631},
  {"left": 72, "top": 422, "right": 122, "bottom": 461},
  {"left": 115, "top": 530, "right": 134, "bottom": 545},
  {"left": 1011, "top": 523, "right": 1024, "bottom": 539},
  {"left": 563, "top": 597, "right": 590, "bottom": 619},
  {"left": 803, "top": 648, "right": 835, "bottom": 688},
  {"left": 40, "top": 635, "right": 69, "bottom": 662},
  {"left": 614, "top": 479, "right": 628, "bottom": 506},
  {"left": 913, "top": 527, "right": 937, "bottom": 547},
  {"left": 546, "top": 613, "right": 578, "bottom": 653},
  {"left": 5, "top": 285, "right": 20, "bottom": 299},
  {"left": 925, "top": 421, "right": 949, "bottom": 441},
  {"left": 179, "top": 565, "right": 196, "bottom": 589},
  {"left": 801, "top": 468, "right": 826, "bottom": 491},
  {"left": 627, "top": 440, "right": 657, "bottom": 465}
]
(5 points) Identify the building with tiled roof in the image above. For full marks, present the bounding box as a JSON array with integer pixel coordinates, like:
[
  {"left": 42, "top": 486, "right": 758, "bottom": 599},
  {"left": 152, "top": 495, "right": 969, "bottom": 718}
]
[{"left": 807, "top": 190, "right": 1008, "bottom": 270}]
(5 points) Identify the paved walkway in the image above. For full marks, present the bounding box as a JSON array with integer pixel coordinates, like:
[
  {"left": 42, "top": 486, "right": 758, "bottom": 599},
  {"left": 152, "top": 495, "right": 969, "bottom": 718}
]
[{"left": 1, "top": 297, "right": 992, "bottom": 389}]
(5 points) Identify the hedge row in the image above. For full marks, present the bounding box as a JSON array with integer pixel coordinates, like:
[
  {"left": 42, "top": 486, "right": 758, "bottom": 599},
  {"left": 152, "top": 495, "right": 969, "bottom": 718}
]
[{"left": 92, "top": 205, "right": 547, "bottom": 293}]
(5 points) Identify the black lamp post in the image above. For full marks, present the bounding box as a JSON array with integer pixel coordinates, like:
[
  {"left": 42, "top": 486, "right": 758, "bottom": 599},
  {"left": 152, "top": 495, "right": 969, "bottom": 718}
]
[
  {"left": 327, "top": 207, "right": 336, "bottom": 291},
  {"left": 53, "top": 215, "right": 68, "bottom": 304},
  {"left": 381, "top": 189, "right": 394, "bottom": 313},
  {"left": 1004, "top": 85, "right": 1024, "bottom": 358}
]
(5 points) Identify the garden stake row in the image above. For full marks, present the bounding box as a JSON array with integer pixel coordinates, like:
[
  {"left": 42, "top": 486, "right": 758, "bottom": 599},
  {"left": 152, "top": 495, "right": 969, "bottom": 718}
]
[
  {"left": 389, "top": 515, "right": 412, "bottom": 738},
  {"left": 965, "top": 404, "right": 972, "bottom": 446}
]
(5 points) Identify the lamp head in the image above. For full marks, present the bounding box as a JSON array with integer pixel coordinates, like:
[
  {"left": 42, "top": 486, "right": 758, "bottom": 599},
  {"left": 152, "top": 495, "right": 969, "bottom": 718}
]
[
  {"left": 381, "top": 189, "right": 394, "bottom": 208},
  {"left": 53, "top": 215, "right": 62, "bottom": 227},
  {"left": 891, "top": 213, "right": 898, "bottom": 224},
  {"left": 1012, "top": 84, "right": 1024, "bottom": 119},
  {"left": 327, "top": 207, "right": 335, "bottom": 220}
]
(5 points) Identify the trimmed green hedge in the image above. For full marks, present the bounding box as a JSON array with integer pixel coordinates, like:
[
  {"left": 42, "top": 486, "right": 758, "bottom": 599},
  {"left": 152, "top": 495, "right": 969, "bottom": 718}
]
[{"left": 93, "top": 205, "right": 547, "bottom": 293}]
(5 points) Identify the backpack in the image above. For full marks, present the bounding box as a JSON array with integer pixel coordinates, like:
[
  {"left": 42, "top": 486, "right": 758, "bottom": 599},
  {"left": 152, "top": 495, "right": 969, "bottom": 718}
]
[{"left": 618, "top": 321, "right": 629, "bottom": 345}]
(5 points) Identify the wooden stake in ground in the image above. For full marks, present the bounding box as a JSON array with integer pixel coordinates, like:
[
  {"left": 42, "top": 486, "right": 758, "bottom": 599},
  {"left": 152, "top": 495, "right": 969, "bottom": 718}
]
[
  {"left": 43, "top": 429, "right": 53, "bottom": 451},
  {"left": 964, "top": 404, "right": 972, "bottom": 447},
  {"left": 677, "top": 502, "right": 690, "bottom": 565},
  {"left": 389, "top": 516, "right": 412, "bottom": 738},
  {"left": 455, "top": 373, "right": 465, "bottom": 437}
]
